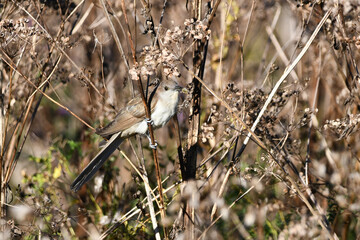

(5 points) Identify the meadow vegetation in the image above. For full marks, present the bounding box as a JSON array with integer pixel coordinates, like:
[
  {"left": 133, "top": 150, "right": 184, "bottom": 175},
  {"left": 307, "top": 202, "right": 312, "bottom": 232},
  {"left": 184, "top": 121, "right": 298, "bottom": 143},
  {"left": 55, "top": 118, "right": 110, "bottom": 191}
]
[{"left": 0, "top": 0, "right": 359, "bottom": 239}]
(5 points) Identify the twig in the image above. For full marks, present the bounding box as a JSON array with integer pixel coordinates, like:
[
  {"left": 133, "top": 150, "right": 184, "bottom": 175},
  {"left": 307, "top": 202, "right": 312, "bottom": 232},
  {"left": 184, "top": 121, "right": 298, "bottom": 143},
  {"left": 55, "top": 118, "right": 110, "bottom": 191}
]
[
  {"left": 0, "top": 50, "right": 94, "bottom": 131},
  {"left": 64, "top": 0, "right": 86, "bottom": 23},
  {"left": 14, "top": 0, "right": 103, "bottom": 97},
  {"left": 99, "top": 0, "right": 130, "bottom": 71},
  {"left": 182, "top": 63, "right": 266, "bottom": 150},
  {"left": 305, "top": 44, "right": 322, "bottom": 185},
  {"left": 209, "top": 158, "right": 233, "bottom": 221},
  {"left": 265, "top": 25, "right": 300, "bottom": 82},
  {"left": 255, "top": 3, "right": 281, "bottom": 83},
  {"left": 206, "top": 0, "right": 222, "bottom": 29},
  {"left": 172, "top": 115, "right": 185, "bottom": 179},
  {"left": 72, "top": 2, "right": 94, "bottom": 34},
  {"left": 153, "top": 0, "right": 168, "bottom": 47},
  {"left": 99, "top": 181, "right": 181, "bottom": 240},
  {"left": 235, "top": 8, "right": 332, "bottom": 159},
  {"left": 121, "top": 147, "right": 162, "bottom": 240},
  {"left": 199, "top": 174, "right": 266, "bottom": 240},
  {"left": 120, "top": 0, "right": 168, "bottom": 238}
]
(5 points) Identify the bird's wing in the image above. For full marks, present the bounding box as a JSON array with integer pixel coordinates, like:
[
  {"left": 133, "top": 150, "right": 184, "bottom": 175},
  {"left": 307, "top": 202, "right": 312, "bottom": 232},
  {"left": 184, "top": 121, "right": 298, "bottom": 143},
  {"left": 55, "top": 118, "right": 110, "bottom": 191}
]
[{"left": 96, "top": 96, "right": 158, "bottom": 137}]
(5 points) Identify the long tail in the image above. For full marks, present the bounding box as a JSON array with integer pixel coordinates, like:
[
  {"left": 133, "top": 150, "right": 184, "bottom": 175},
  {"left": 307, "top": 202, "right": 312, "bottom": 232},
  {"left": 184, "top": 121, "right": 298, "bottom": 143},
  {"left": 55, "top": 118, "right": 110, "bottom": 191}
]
[{"left": 70, "top": 133, "right": 124, "bottom": 192}]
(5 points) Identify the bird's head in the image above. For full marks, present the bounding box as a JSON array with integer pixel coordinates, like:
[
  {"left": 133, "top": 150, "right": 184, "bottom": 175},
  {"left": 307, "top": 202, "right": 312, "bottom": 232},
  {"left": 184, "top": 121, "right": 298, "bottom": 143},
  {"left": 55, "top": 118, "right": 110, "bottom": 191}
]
[{"left": 160, "top": 79, "right": 183, "bottom": 92}]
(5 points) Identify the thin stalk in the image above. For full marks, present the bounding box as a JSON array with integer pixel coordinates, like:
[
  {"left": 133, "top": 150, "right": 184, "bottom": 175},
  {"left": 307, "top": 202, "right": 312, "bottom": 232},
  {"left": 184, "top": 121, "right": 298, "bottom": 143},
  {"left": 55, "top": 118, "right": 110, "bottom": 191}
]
[{"left": 120, "top": 0, "right": 168, "bottom": 238}]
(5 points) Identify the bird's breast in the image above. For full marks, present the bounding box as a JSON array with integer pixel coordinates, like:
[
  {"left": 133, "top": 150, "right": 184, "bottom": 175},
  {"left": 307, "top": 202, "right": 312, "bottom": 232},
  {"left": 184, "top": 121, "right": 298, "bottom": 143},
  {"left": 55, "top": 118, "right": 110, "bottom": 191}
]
[
  {"left": 152, "top": 92, "right": 179, "bottom": 128},
  {"left": 122, "top": 91, "right": 179, "bottom": 137}
]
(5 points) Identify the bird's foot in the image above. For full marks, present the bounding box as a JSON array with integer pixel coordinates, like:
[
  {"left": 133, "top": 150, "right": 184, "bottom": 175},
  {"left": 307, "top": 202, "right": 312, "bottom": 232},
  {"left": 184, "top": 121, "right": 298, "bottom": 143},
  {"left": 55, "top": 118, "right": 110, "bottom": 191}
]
[
  {"left": 146, "top": 118, "right": 154, "bottom": 125},
  {"left": 149, "top": 141, "right": 158, "bottom": 149},
  {"left": 146, "top": 134, "right": 158, "bottom": 149}
]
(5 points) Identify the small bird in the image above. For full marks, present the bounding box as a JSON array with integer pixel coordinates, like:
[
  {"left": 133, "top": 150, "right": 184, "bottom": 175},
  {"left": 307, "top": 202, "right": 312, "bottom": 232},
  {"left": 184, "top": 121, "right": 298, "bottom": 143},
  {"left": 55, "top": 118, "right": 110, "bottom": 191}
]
[{"left": 71, "top": 79, "right": 182, "bottom": 192}]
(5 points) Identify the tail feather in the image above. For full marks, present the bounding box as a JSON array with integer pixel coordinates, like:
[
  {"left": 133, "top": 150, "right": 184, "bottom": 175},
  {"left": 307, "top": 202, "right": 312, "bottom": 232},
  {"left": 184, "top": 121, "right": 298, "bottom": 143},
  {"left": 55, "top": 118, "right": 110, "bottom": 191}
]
[{"left": 70, "top": 133, "right": 124, "bottom": 192}]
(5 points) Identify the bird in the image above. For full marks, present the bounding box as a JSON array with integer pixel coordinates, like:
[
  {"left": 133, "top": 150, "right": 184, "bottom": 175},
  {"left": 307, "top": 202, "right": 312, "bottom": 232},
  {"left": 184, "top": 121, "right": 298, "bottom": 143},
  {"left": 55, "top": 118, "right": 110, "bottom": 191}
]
[{"left": 70, "top": 79, "right": 182, "bottom": 192}]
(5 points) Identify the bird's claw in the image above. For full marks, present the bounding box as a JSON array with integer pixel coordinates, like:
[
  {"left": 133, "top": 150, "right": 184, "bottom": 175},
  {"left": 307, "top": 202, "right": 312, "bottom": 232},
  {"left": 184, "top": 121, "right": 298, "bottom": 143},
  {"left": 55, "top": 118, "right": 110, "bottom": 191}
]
[
  {"left": 146, "top": 118, "right": 154, "bottom": 125},
  {"left": 146, "top": 134, "right": 158, "bottom": 149},
  {"left": 149, "top": 141, "right": 158, "bottom": 149}
]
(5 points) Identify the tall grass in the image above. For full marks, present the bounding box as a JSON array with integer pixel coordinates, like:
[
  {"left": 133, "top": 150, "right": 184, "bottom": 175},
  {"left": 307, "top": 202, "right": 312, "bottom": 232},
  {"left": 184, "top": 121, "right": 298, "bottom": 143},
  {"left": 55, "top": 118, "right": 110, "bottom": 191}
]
[{"left": 0, "top": 0, "right": 359, "bottom": 239}]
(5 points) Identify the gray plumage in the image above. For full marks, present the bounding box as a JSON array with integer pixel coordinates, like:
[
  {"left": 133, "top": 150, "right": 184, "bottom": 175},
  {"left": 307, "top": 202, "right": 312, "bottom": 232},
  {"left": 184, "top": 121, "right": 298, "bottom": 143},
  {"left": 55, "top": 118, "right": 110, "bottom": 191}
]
[{"left": 71, "top": 80, "right": 182, "bottom": 192}]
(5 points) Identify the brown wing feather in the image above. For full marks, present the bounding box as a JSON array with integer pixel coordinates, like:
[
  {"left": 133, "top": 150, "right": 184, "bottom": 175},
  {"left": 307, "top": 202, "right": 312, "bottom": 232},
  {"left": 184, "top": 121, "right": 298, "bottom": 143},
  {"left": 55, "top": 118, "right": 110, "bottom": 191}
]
[{"left": 96, "top": 95, "right": 158, "bottom": 137}]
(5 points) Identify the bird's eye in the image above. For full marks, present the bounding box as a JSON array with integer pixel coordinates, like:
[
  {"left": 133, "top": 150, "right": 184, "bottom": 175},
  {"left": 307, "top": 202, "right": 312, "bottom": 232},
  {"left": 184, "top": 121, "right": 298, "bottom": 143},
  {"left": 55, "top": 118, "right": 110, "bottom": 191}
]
[{"left": 164, "top": 86, "right": 169, "bottom": 91}]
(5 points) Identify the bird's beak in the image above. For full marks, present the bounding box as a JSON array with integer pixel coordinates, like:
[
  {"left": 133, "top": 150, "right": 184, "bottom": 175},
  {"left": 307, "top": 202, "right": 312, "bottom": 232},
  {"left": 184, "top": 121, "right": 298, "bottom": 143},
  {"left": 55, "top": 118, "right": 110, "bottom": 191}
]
[{"left": 175, "top": 85, "right": 184, "bottom": 92}]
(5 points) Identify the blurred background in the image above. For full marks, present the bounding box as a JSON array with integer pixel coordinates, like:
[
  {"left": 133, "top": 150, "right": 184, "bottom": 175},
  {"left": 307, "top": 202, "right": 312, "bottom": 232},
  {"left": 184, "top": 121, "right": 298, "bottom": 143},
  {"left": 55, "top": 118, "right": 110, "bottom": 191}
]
[{"left": 1, "top": 0, "right": 360, "bottom": 239}]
